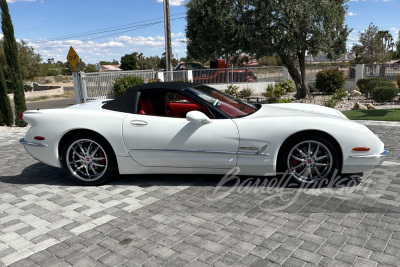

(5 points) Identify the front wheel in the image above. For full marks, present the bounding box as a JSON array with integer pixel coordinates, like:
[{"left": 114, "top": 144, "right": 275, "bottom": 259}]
[
  {"left": 278, "top": 135, "right": 340, "bottom": 185},
  {"left": 62, "top": 134, "right": 117, "bottom": 185}
]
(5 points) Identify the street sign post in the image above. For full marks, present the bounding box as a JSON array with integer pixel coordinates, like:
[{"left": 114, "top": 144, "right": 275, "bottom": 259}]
[{"left": 67, "top": 46, "right": 79, "bottom": 72}]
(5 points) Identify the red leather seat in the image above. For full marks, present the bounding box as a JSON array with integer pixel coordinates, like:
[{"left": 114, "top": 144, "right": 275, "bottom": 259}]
[{"left": 139, "top": 98, "right": 156, "bottom": 115}]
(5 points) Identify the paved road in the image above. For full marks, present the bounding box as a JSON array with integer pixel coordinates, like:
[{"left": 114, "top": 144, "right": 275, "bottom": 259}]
[
  {"left": 0, "top": 122, "right": 399, "bottom": 266},
  {"left": 26, "top": 98, "right": 77, "bottom": 110}
]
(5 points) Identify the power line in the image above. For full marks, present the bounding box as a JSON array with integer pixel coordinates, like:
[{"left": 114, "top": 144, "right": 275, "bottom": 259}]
[
  {"left": 33, "top": 13, "right": 185, "bottom": 44},
  {"left": 85, "top": 17, "right": 185, "bottom": 42}
]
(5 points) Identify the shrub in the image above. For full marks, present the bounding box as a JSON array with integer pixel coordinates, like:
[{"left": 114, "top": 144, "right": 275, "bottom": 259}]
[
  {"left": 147, "top": 78, "right": 161, "bottom": 83},
  {"left": 113, "top": 76, "right": 144, "bottom": 97},
  {"left": 225, "top": 84, "right": 239, "bottom": 97},
  {"left": 275, "top": 79, "right": 295, "bottom": 93},
  {"left": 278, "top": 98, "right": 292, "bottom": 103},
  {"left": 371, "top": 87, "right": 398, "bottom": 103},
  {"left": 397, "top": 73, "right": 400, "bottom": 88},
  {"left": 263, "top": 84, "right": 286, "bottom": 103},
  {"left": 23, "top": 84, "right": 32, "bottom": 92},
  {"left": 238, "top": 88, "right": 253, "bottom": 98},
  {"left": 323, "top": 89, "right": 349, "bottom": 108},
  {"left": 177, "top": 78, "right": 192, "bottom": 83},
  {"left": 332, "top": 88, "right": 348, "bottom": 102},
  {"left": 315, "top": 68, "right": 345, "bottom": 94},
  {"left": 356, "top": 77, "right": 395, "bottom": 98},
  {"left": 322, "top": 98, "right": 336, "bottom": 108}
]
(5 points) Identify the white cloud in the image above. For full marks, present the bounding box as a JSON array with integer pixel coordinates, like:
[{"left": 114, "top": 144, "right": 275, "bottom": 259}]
[
  {"left": 0, "top": 34, "right": 3, "bottom": 40},
  {"left": 27, "top": 33, "right": 187, "bottom": 63},
  {"left": 156, "top": 0, "right": 185, "bottom": 6},
  {"left": 114, "top": 36, "right": 163, "bottom": 47},
  {"left": 347, "top": 12, "right": 357, "bottom": 16},
  {"left": 171, "top": 32, "right": 185, "bottom": 38}
]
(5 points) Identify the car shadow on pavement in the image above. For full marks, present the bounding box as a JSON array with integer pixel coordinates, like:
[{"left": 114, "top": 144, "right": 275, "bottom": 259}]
[
  {"left": 1, "top": 162, "right": 362, "bottom": 189},
  {"left": 2, "top": 162, "right": 395, "bottom": 214}
]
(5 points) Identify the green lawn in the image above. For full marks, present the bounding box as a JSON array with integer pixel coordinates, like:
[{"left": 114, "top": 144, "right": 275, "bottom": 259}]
[{"left": 342, "top": 108, "right": 400, "bottom": 121}]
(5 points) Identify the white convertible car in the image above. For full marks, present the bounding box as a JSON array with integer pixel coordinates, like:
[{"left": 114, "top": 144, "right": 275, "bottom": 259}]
[{"left": 20, "top": 82, "right": 388, "bottom": 185}]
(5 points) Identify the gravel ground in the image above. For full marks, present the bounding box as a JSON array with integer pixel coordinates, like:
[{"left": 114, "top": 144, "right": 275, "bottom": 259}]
[{"left": 293, "top": 96, "right": 400, "bottom": 111}]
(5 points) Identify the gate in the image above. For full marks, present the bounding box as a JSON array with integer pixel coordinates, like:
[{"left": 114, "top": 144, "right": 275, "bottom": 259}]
[{"left": 73, "top": 70, "right": 155, "bottom": 103}]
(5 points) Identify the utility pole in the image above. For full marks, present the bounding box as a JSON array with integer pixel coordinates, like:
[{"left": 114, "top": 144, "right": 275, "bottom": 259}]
[{"left": 163, "top": 0, "right": 173, "bottom": 78}]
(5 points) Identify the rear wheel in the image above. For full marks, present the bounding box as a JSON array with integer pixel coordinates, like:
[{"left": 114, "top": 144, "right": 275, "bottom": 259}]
[
  {"left": 62, "top": 134, "right": 117, "bottom": 185},
  {"left": 278, "top": 135, "right": 340, "bottom": 185}
]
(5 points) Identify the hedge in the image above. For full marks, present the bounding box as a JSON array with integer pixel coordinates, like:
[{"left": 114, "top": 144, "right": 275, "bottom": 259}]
[
  {"left": 113, "top": 76, "right": 144, "bottom": 97},
  {"left": 315, "top": 68, "right": 345, "bottom": 94},
  {"left": 356, "top": 77, "right": 395, "bottom": 98},
  {"left": 371, "top": 87, "right": 398, "bottom": 103}
]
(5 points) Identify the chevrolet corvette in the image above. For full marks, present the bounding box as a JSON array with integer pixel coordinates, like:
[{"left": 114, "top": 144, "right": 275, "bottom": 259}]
[{"left": 20, "top": 82, "right": 388, "bottom": 185}]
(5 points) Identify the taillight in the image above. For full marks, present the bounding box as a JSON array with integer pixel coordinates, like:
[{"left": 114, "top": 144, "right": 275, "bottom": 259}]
[
  {"left": 34, "top": 136, "right": 45, "bottom": 141},
  {"left": 18, "top": 113, "right": 24, "bottom": 121}
]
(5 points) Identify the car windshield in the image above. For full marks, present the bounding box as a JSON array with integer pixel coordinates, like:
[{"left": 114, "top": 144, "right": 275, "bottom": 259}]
[{"left": 187, "top": 85, "right": 258, "bottom": 118}]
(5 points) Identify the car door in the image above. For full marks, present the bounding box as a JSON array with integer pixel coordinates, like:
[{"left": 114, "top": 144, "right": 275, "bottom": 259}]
[{"left": 122, "top": 92, "right": 239, "bottom": 169}]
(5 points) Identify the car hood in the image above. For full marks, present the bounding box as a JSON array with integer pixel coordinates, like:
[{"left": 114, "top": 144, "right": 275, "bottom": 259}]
[{"left": 249, "top": 103, "right": 347, "bottom": 119}]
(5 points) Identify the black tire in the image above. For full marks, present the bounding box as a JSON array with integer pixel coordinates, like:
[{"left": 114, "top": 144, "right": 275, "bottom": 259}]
[
  {"left": 61, "top": 134, "right": 118, "bottom": 185},
  {"left": 278, "top": 134, "right": 340, "bottom": 185}
]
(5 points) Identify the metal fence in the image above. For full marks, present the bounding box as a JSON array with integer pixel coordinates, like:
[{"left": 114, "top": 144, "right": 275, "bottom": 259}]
[
  {"left": 364, "top": 64, "right": 400, "bottom": 81},
  {"left": 82, "top": 70, "right": 155, "bottom": 99},
  {"left": 73, "top": 64, "right": 394, "bottom": 102},
  {"left": 303, "top": 64, "right": 356, "bottom": 82},
  {"left": 163, "top": 70, "right": 188, "bottom": 82}
]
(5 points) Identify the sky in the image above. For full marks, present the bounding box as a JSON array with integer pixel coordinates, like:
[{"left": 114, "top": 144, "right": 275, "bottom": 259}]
[{"left": 1, "top": 0, "right": 399, "bottom": 64}]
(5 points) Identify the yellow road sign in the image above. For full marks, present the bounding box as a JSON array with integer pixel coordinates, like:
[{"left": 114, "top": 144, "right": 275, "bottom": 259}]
[{"left": 66, "top": 46, "right": 79, "bottom": 69}]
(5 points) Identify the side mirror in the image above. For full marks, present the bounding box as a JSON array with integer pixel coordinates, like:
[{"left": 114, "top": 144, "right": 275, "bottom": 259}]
[{"left": 186, "top": 111, "right": 212, "bottom": 124}]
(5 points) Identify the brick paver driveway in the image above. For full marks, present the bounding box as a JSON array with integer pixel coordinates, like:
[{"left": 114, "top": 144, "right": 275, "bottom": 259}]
[{"left": 1, "top": 121, "right": 399, "bottom": 267}]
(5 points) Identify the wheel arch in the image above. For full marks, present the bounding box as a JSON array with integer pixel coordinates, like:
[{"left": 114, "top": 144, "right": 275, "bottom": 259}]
[
  {"left": 276, "top": 130, "right": 343, "bottom": 173},
  {"left": 58, "top": 129, "right": 119, "bottom": 173}
]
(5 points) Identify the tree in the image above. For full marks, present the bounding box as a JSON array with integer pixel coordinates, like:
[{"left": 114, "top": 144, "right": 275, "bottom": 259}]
[
  {"left": 248, "top": 0, "right": 350, "bottom": 98},
  {"left": 85, "top": 64, "right": 98, "bottom": 73},
  {"left": 61, "top": 59, "right": 86, "bottom": 75},
  {"left": 351, "top": 23, "right": 392, "bottom": 63},
  {"left": 120, "top": 52, "right": 138, "bottom": 70},
  {"left": 159, "top": 52, "right": 178, "bottom": 69},
  {"left": 186, "top": 0, "right": 249, "bottom": 65},
  {"left": 392, "top": 30, "right": 400, "bottom": 60},
  {"left": 185, "top": 0, "right": 349, "bottom": 99},
  {"left": 1, "top": 0, "right": 26, "bottom": 126},
  {"left": 257, "top": 56, "right": 277, "bottom": 66},
  {"left": 99, "top": 59, "right": 119, "bottom": 65},
  {"left": 17, "top": 40, "right": 42, "bottom": 80},
  {"left": 142, "top": 55, "right": 161, "bottom": 70},
  {"left": 376, "top": 31, "right": 394, "bottom": 54},
  {"left": 0, "top": 65, "right": 13, "bottom": 126}
]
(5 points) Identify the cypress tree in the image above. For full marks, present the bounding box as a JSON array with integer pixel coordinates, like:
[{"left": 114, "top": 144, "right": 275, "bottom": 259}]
[
  {"left": 0, "top": 65, "right": 13, "bottom": 126},
  {"left": 0, "top": 0, "right": 27, "bottom": 126}
]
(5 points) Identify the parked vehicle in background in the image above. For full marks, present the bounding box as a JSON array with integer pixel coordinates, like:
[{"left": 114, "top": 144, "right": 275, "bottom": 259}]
[
  {"left": 174, "top": 60, "right": 258, "bottom": 84},
  {"left": 173, "top": 62, "right": 207, "bottom": 70}
]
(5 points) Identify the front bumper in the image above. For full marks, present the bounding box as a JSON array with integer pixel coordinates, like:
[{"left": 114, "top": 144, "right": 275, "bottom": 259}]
[{"left": 20, "top": 138, "right": 48, "bottom": 147}]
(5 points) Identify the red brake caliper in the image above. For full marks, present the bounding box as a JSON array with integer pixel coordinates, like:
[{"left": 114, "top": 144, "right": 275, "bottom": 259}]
[
  {"left": 98, "top": 152, "right": 105, "bottom": 164},
  {"left": 292, "top": 158, "right": 300, "bottom": 171}
]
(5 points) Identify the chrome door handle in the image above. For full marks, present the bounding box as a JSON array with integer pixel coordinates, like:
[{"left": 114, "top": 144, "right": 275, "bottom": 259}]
[{"left": 130, "top": 120, "right": 148, "bottom": 127}]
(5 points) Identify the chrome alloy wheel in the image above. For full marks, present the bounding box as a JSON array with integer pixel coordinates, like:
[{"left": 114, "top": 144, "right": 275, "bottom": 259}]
[
  {"left": 66, "top": 139, "right": 108, "bottom": 182},
  {"left": 287, "top": 140, "right": 333, "bottom": 183}
]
